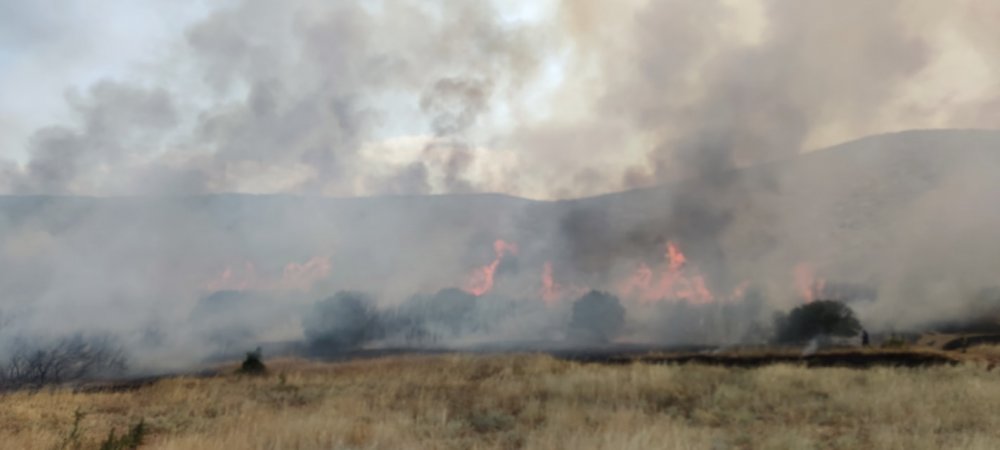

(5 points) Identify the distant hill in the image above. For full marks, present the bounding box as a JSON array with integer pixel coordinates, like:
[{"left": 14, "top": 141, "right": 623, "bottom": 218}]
[{"left": 1, "top": 129, "right": 999, "bottom": 331}]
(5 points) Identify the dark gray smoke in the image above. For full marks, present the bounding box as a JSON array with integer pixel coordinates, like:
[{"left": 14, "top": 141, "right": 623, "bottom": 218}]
[
  {"left": 548, "top": 0, "right": 931, "bottom": 296},
  {"left": 5, "top": 0, "right": 545, "bottom": 196}
]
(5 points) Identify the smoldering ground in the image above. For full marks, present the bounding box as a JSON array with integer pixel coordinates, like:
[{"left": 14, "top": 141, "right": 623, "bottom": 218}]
[{"left": 1, "top": 1, "right": 1000, "bottom": 374}]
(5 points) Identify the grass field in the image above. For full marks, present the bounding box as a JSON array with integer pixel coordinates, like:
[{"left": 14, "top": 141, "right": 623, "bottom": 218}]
[{"left": 2, "top": 351, "right": 1000, "bottom": 449}]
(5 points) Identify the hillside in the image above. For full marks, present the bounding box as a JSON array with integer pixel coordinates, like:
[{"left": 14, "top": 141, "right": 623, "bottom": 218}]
[{"left": 1, "top": 129, "right": 999, "bottom": 350}]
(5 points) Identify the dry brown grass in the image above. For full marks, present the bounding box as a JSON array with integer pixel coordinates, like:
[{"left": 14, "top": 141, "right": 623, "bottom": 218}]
[{"left": 2, "top": 353, "right": 1000, "bottom": 449}]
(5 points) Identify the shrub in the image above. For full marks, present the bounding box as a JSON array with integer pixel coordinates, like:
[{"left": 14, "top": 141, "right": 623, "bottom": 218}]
[
  {"left": 303, "top": 291, "right": 380, "bottom": 351},
  {"left": 774, "top": 300, "right": 862, "bottom": 344},
  {"left": 568, "top": 290, "right": 626, "bottom": 343},
  {"left": 238, "top": 347, "right": 267, "bottom": 375}
]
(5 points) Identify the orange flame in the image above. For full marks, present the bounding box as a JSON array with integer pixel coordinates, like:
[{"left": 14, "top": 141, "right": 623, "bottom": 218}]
[
  {"left": 540, "top": 261, "right": 587, "bottom": 305},
  {"left": 205, "top": 262, "right": 259, "bottom": 292},
  {"left": 205, "top": 256, "right": 332, "bottom": 292},
  {"left": 464, "top": 240, "right": 519, "bottom": 296},
  {"left": 794, "top": 263, "right": 826, "bottom": 302},
  {"left": 541, "top": 261, "right": 560, "bottom": 304},
  {"left": 667, "top": 242, "right": 687, "bottom": 271},
  {"left": 618, "top": 241, "right": 715, "bottom": 304},
  {"left": 281, "top": 256, "right": 334, "bottom": 291}
]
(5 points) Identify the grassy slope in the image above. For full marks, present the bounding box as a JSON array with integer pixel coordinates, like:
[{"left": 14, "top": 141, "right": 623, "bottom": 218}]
[{"left": 2, "top": 354, "right": 1000, "bottom": 449}]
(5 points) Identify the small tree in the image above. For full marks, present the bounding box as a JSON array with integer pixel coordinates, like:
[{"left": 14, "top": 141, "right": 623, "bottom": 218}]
[
  {"left": 238, "top": 347, "right": 266, "bottom": 375},
  {"left": 2, "top": 334, "right": 127, "bottom": 390},
  {"left": 775, "top": 300, "right": 862, "bottom": 344},
  {"left": 568, "top": 290, "right": 626, "bottom": 343}
]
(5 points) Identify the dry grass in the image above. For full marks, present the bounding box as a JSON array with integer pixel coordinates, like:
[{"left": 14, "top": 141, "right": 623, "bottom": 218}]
[
  {"left": 966, "top": 344, "right": 1000, "bottom": 359},
  {"left": 2, "top": 353, "right": 1000, "bottom": 449}
]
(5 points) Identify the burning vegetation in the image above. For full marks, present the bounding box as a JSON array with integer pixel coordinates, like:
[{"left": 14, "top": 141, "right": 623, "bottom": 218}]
[
  {"left": 619, "top": 242, "right": 714, "bottom": 304},
  {"left": 1, "top": 223, "right": 990, "bottom": 385},
  {"left": 279, "top": 236, "right": 879, "bottom": 358},
  {"left": 464, "top": 240, "right": 519, "bottom": 297},
  {"left": 0, "top": 122, "right": 996, "bottom": 387},
  {"left": 1, "top": 127, "right": 999, "bottom": 381}
]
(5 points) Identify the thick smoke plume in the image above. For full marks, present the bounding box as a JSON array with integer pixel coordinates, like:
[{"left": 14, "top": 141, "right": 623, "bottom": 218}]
[{"left": 1, "top": 1, "right": 1000, "bottom": 371}]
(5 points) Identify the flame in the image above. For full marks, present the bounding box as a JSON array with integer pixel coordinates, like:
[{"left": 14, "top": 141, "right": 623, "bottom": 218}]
[
  {"left": 540, "top": 261, "right": 586, "bottom": 305},
  {"left": 281, "top": 256, "right": 334, "bottom": 291},
  {"left": 464, "top": 239, "right": 518, "bottom": 296},
  {"left": 205, "top": 256, "right": 332, "bottom": 292},
  {"left": 729, "top": 281, "right": 750, "bottom": 300},
  {"left": 541, "top": 261, "right": 560, "bottom": 304},
  {"left": 619, "top": 262, "right": 654, "bottom": 298},
  {"left": 205, "top": 262, "right": 259, "bottom": 292},
  {"left": 794, "top": 263, "right": 826, "bottom": 302},
  {"left": 618, "top": 241, "right": 715, "bottom": 304},
  {"left": 666, "top": 242, "right": 686, "bottom": 271}
]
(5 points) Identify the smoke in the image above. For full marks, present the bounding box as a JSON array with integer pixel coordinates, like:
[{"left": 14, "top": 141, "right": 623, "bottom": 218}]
[
  {"left": 4, "top": 0, "right": 546, "bottom": 196},
  {"left": 548, "top": 0, "right": 929, "bottom": 293},
  {"left": 1, "top": 1, "right": 1000, "bottom": 371},
  {"left": 9, "top": 0, "right": 999, "bottom": 198},
  {"left": 13, "top": 81, "right": 179, "bottom": 194}
]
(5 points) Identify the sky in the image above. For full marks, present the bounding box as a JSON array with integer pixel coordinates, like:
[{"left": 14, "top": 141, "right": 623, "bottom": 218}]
[{"left": 1, "top": 0, "right": 998, "bottom": 200}]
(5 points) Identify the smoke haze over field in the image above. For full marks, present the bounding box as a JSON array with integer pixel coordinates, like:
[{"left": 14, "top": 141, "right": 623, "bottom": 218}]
[{"left": 1, "top": 1, "right": 1000, "bottom": 370}]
